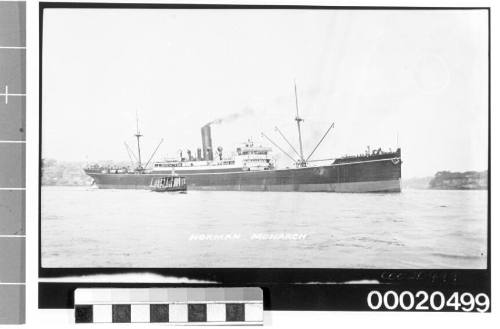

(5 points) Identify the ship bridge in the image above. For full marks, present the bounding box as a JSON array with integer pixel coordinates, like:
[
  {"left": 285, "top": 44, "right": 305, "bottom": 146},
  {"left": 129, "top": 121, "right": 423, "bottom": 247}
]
[
  {"left": 235, "top": 140, "right": 274, "bottom": 171},
  {"left": 151, "top": 140, "right": 274, "bottom": 172}
]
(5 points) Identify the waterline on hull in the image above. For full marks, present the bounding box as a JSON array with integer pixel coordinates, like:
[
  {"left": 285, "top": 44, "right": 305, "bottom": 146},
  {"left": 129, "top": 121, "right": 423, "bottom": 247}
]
[{"left": 93, "top": 179, "right": 401, "bottom": 193}]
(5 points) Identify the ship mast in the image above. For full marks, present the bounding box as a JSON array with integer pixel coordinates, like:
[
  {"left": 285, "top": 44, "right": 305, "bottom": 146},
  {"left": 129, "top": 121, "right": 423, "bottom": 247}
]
[
  {"left": 135, "top": 111, "right": 143, "bottom": 169},
  {"left": 261, "top": 82, "right": 335, "bottom": 167},
  {"left": 294, "top": 81, "right": 305, "bottom": 166}
]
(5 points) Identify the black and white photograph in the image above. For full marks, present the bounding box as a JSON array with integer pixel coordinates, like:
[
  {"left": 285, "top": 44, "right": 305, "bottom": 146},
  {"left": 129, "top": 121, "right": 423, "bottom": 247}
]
[{"left": 40, "top": 5, "right": 488, "bottom": 271}]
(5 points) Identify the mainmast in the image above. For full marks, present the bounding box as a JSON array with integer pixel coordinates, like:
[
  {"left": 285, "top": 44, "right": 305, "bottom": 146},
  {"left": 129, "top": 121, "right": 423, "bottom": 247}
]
[
  {"left": 294, "top": 81, "right": 305, "bottom": 166},
  {"left": 135, "top": 111, "right": 143, "bottom": 169},
  {"left": 261, "top": 82, "right": 335, "bottom": 168}
]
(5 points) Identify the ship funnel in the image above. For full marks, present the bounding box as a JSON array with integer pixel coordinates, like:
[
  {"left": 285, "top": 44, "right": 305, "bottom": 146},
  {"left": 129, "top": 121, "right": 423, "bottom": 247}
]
[{"left": 201, "top": 124, "right": 213, "bottom": 161}]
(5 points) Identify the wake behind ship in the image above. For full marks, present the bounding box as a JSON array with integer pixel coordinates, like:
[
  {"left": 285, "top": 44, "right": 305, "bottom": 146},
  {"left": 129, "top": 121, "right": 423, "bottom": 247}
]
[{"left": 84, "top": 88, "right": 402, "bottom": 193}]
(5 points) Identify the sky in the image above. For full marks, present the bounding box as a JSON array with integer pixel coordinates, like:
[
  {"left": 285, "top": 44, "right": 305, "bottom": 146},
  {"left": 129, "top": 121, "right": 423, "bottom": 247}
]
[{"left": 42, "top": 8, "right": 488, "bottom": 178}]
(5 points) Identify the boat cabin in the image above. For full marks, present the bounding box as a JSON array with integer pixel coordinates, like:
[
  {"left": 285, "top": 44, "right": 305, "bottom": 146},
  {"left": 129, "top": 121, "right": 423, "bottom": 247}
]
[{"left": 150, "top": 176, "right": 187, "bottom": 192}]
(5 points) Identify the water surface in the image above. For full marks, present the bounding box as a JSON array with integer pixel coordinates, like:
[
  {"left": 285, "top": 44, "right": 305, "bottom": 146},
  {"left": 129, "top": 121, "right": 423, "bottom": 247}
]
[{"left": 41, "top": 186, "right": 487, "bottom": 268}]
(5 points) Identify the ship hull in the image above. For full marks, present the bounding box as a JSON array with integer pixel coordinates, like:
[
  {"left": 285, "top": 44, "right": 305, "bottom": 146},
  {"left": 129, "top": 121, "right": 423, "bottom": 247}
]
[{"left": 85, "top": 158, "right": 402, "bottom": 193}]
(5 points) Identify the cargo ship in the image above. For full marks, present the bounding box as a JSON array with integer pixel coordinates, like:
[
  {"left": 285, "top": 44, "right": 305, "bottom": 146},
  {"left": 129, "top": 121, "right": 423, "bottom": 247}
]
[{"left": 84, "top": 88, "right": 402, "bottom": 193}]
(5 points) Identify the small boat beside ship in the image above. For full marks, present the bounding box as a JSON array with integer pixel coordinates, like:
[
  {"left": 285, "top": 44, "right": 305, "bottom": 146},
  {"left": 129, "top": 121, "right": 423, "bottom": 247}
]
[{"left": 149, "top": 176, "right": 187, "bottom": 193}]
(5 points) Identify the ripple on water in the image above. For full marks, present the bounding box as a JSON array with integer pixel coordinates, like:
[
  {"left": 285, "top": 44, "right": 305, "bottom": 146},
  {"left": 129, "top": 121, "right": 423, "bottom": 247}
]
[{"left": 41, "top": 186, "right": 487, "bottom": 269}]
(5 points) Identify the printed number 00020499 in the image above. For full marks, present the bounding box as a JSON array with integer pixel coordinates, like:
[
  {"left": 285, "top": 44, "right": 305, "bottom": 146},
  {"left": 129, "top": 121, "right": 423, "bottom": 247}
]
[{"left": 367, "top": 291, "right": 490, "bottom": 312}]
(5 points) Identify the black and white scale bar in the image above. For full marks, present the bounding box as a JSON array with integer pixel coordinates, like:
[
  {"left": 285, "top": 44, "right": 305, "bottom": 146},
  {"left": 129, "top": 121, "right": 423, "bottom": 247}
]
[{"left": 74, "top": 288, "right": 263, "bottom": 325}]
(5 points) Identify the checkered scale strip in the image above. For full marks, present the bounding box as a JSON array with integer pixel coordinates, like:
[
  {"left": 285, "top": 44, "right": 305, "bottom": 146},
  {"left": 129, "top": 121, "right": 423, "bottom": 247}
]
[{"left": 74, "top": 288, "right": 263, "bottom": 325}]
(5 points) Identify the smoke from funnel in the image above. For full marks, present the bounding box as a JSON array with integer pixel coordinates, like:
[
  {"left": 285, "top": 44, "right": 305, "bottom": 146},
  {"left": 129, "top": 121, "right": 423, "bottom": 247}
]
[
  {"left": 205, "top": 107, "right": 254, "bottom": 126},
  {"left": 201, "top": 108, "right": 254, "bottom": 161}
]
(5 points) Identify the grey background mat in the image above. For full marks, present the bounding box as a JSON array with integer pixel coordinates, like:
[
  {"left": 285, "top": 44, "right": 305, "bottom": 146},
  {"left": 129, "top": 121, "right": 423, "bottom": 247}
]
[
  {"left": 0, "top": 0, "right": 26, "bottom": 325},
  {"left": 0, "top": 2, "right": 26, "bottom": 46},
  {"left": 0, "top": 190, "right": 25, "bottom": 235},
  {"left": 0, "top": 238, "right": 25, "bottom": 282},
  {"left": 0, "top": 285, "right": 25, "bottom": 324},
  {"left": 0, "top": 96, "right": 25, "bottom": 141},
  {"left": 0, "top": 143, "right": 25, "bottom": 188},
  {"left": 0, "top": 49, "right": 26, "bottom": 92}
]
